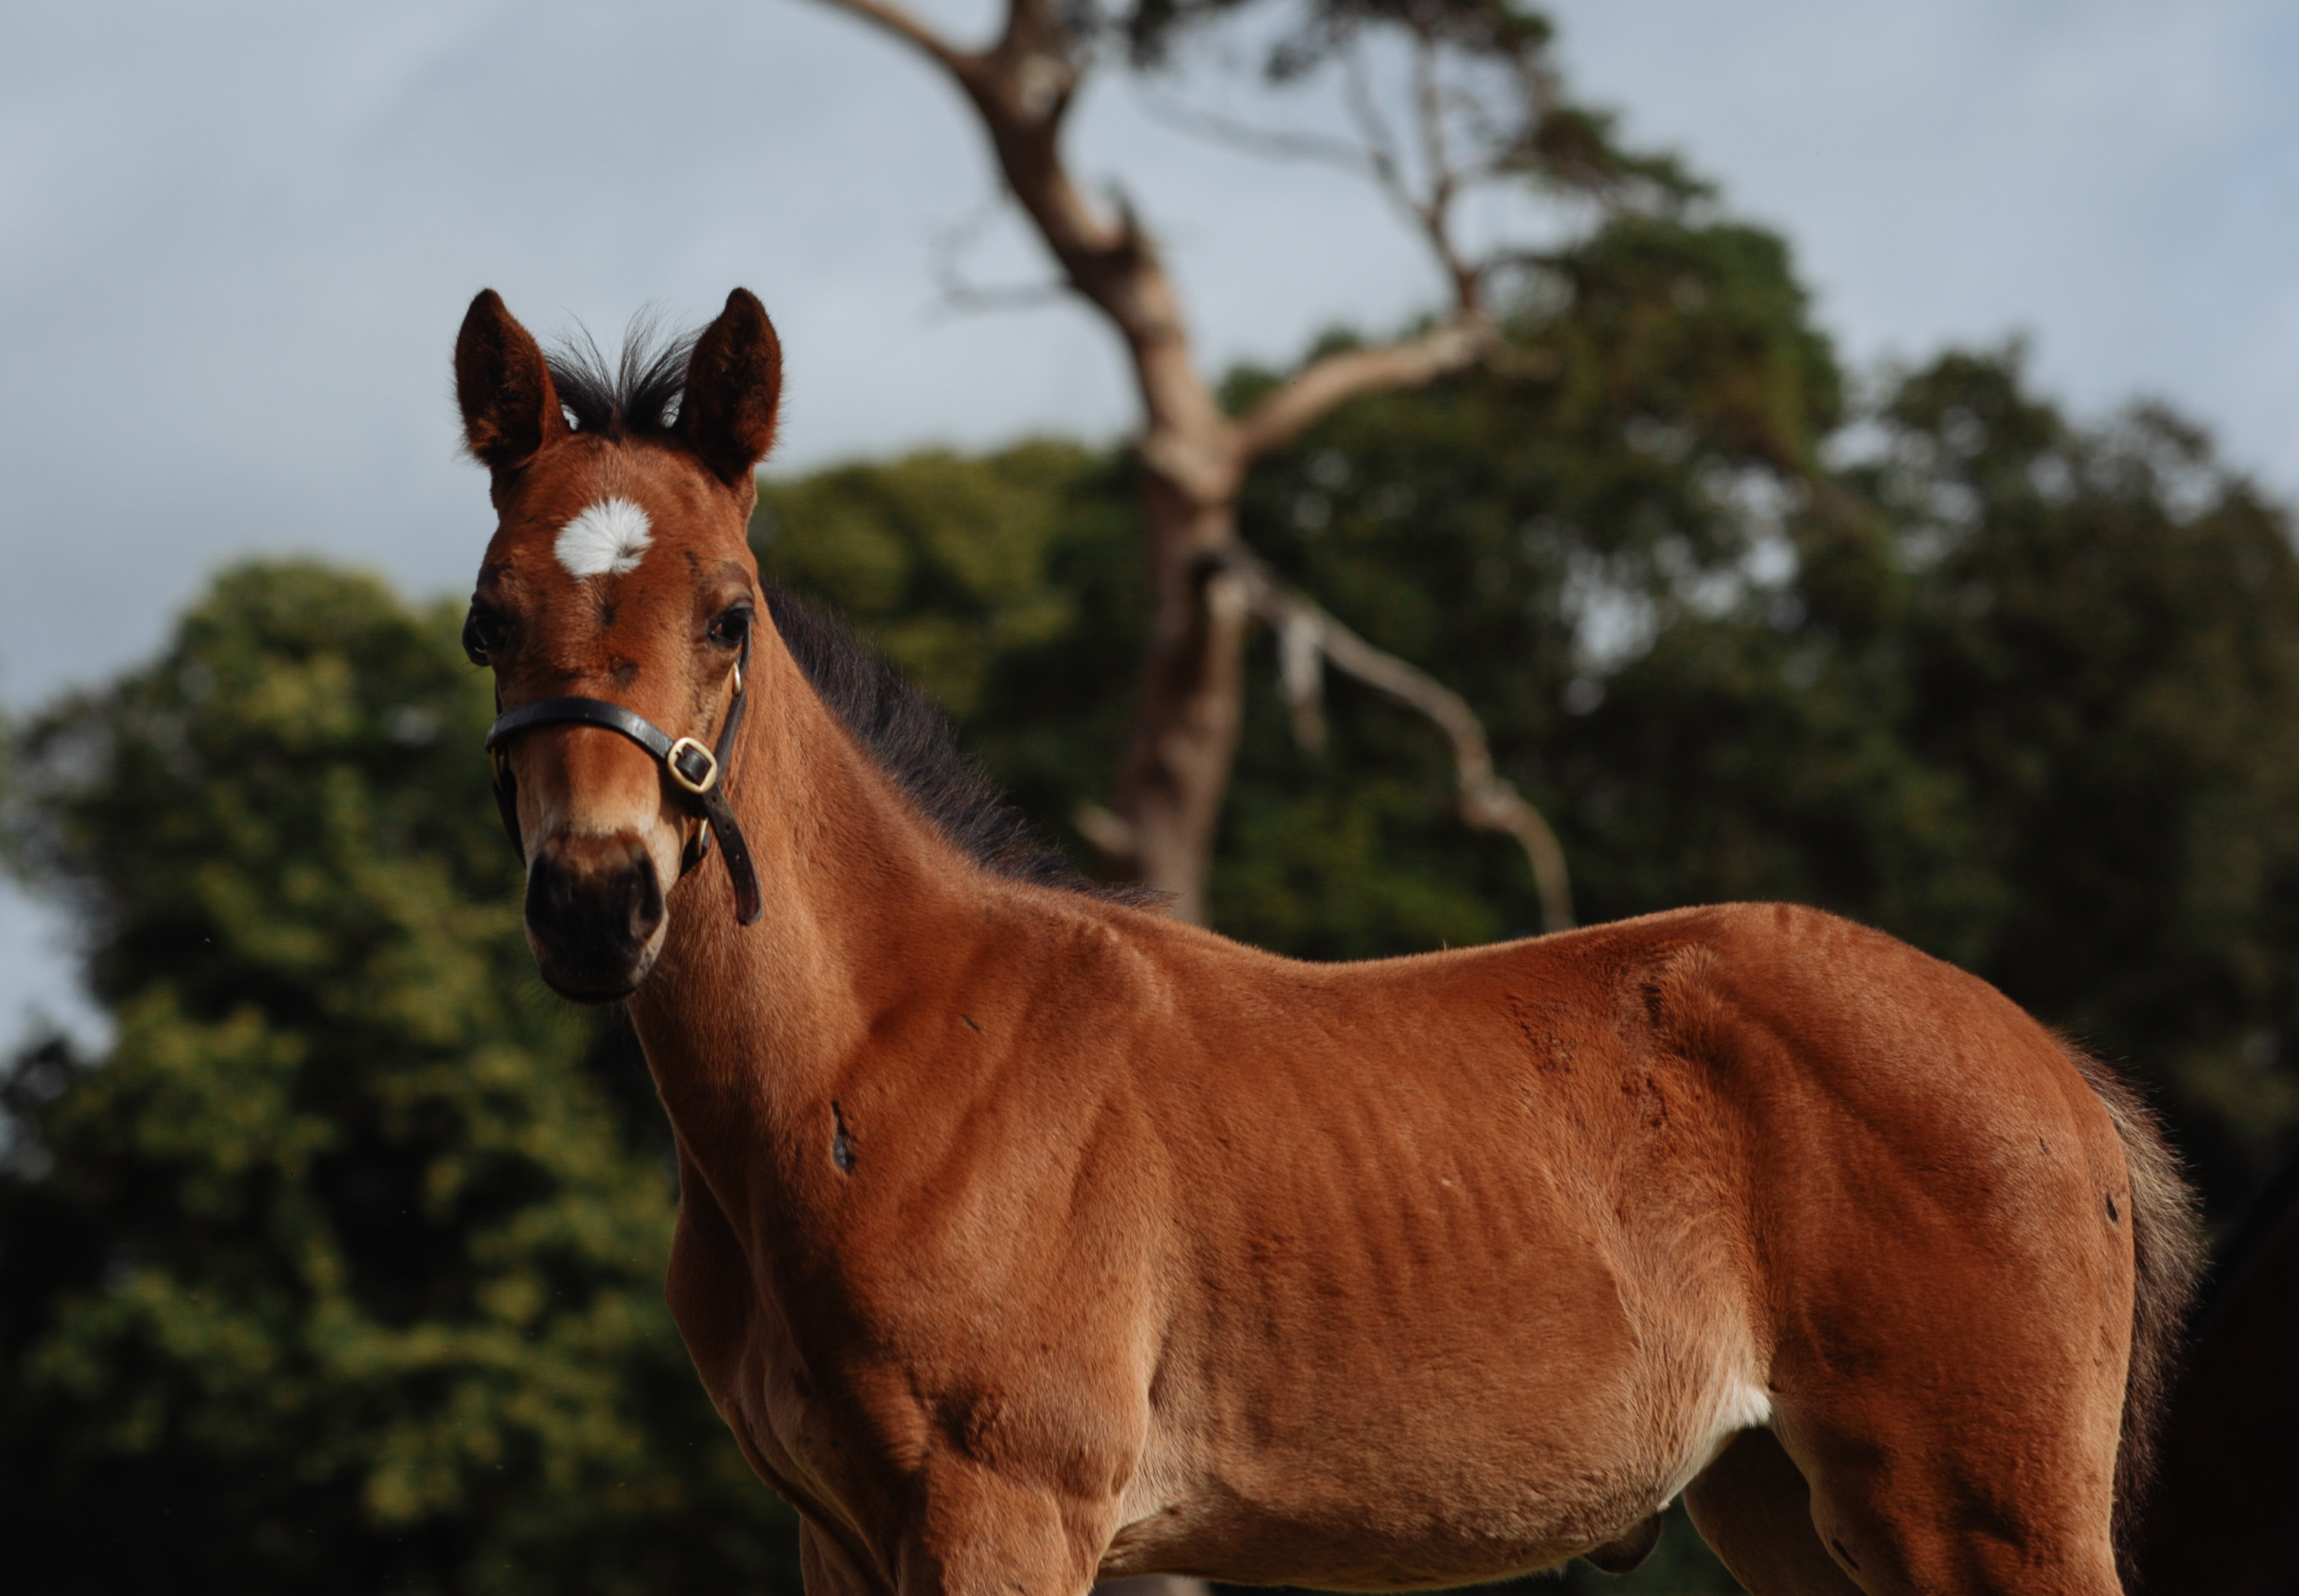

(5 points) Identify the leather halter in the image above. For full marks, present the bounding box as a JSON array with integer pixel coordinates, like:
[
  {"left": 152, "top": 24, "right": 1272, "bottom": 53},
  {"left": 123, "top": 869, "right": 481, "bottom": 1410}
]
[{"left": 483, "top": 639, "right": 763, "bottom": 926}]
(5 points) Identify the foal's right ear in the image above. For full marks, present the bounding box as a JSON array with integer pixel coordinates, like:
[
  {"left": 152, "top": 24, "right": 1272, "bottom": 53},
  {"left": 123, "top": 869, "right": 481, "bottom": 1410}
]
[{"left": 455, "top": 289, "right": 568, "bottom": 481}]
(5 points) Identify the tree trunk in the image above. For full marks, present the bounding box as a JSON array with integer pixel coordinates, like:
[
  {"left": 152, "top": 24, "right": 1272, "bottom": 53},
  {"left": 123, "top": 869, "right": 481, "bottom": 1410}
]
[
  {"left": 816, "top": 0, "right": 1559, "bottom": 927},
  {"left": 1108, "top": 427, "right": 1252, "bottom": 921}
]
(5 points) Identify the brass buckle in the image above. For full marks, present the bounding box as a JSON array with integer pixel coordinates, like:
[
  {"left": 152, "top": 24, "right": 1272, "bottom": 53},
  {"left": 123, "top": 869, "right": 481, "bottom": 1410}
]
[{"left": 666, "top": 736, "right": 719, "bottom": 795}]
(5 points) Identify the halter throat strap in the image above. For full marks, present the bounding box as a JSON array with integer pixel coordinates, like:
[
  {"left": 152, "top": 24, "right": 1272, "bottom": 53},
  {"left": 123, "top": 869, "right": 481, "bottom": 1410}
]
[{"left": 483, "top": 646, "right": 762, "bottom": 927}]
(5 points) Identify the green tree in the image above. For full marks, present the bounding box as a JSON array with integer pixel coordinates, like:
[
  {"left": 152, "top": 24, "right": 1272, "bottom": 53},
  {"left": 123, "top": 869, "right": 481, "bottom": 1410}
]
[
  {"left": 1211, "top": 213, "right": 1845, "bottom": 956},
  {"left": 817, "top": 0, "right": 1684, "bottom": 921},
  {"left": 752, "top": 440, "right": 1148, "bottom": 861},
  {"left": 0, "top": 562, "right": 798, "bottom": 1595},
  {"left": 1871, "top": 352, "right": 2299, "bottom": 1207}
]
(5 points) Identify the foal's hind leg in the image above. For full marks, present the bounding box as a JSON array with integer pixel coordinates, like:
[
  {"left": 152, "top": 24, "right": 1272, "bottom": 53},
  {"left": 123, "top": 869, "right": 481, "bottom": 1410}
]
[
  {"left": 1684, "top": 1429, "right": 1864, "bottom": 1596},
  {"left": 1687, "top": 1413, "right": 2127, "bottom": 1596},
  {"left": 1775, "top": 1410, "right": 2124, "bottom": 1596},
  {"left": 1705, "top": 1376, "right": 2126, "bottom": 1596}
]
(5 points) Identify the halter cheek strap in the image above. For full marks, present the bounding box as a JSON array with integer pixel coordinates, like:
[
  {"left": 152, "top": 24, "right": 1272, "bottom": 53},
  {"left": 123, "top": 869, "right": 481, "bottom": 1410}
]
[{"left": 483, "top": 641, "right": 762, "bottom": 926}]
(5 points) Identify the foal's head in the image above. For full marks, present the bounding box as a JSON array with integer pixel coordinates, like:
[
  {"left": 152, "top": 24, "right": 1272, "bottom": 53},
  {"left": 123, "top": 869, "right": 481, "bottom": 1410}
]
[{"left": 455, "top": 288, "right": 782, "bottom": 1000}]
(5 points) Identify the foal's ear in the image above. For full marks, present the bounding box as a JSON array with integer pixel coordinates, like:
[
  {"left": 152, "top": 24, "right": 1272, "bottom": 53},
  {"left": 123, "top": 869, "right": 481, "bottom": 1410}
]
[
  {"left": 455, "top": 289, "right": 568, "bottom": 479},
  {"left": 681, "top": 288, "right": 783, "bottom": 485}
]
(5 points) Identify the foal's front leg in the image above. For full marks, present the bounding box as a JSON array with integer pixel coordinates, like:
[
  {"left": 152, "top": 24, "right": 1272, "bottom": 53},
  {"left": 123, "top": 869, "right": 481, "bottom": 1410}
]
[
  {"left": 897, "top": 1459, "right": 1109, "bottom": 1596},
  {"left": 804, "top": 1519, "right": 898, "bottom": 1596}
]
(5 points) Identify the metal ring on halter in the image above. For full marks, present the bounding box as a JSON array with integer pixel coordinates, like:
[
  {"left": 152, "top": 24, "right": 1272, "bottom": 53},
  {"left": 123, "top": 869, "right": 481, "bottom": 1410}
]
[{"left": 665, "top": 737, "right": 720, "bottom": 796}]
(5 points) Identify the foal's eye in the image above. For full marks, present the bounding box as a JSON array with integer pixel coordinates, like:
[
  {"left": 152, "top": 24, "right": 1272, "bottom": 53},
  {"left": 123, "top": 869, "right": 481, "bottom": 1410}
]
[
  {"left": 707, "top": 605, "right": 752, "bottom": 650},
  {"left": 463, "top": 602, "right": 510, "bottom": 665}
]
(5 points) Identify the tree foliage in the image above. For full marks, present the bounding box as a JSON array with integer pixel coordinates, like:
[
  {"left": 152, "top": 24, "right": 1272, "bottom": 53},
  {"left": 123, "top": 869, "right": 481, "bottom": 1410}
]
[
  {"left": 0, "top": 564, "right": 797, "bottom": 1595},
  {"left": 1109, "top": 0, "right": 1690, "bottom": 203}
]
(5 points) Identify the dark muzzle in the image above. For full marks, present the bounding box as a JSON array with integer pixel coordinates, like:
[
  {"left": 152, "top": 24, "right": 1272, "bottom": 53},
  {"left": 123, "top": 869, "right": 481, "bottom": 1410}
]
[{"left": 523, "top": 835, "right": 668, "bottom": 999}]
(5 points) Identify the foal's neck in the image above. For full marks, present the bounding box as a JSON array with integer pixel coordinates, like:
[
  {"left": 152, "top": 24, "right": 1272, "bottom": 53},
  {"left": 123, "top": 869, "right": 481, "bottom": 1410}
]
[{"left": 625, "top": 639, "right": 995, "bottom": 1179}]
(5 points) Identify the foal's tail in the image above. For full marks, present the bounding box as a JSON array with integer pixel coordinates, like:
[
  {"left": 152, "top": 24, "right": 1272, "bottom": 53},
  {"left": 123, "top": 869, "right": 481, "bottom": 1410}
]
[{"left": 2061, "top": 1043, "right": 2203, "bottom": 1585}]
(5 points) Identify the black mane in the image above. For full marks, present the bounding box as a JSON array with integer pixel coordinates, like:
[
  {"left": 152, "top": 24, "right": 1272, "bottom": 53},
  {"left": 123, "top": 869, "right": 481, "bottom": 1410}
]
[
  {"left": 763, "top": 586, "right": 1160, "bottom": 907},
  {"left": 546, "top": 313, "right": 695, "bottom": 439}
]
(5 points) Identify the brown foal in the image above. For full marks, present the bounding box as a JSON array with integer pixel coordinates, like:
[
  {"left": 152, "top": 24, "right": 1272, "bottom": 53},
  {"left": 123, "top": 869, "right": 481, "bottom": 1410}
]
[{"left": 454, "top": 288, "right": 2198, "bottom": 1596}]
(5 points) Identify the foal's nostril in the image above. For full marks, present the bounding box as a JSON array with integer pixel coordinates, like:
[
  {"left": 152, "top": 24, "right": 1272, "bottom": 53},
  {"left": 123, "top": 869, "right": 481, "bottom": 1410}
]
[
  {"left": 619, "top": 855, "right": 666, "bottom": 946},
  {"left": 524, "top": 837, "right": 665, "bottom": 999}
]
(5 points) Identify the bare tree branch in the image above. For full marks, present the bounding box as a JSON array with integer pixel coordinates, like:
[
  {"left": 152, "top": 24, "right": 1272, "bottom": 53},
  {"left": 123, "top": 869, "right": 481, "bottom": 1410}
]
[
  {"left": 928, "top": 197, "right": 1073, "bottom": 318},
  {"left": 815, "top": 0, "right": 974, "bottom": 73},
  {"left": 819, "top": 0, "right": 1228, "bottom": 490},
  {"left": 1411, "top": 37, "right": 1451, "bottom": 219},
  {"left": 1222, "top": 552, "right": 1575, "bottom": 933},
  {"left": 1073, "top": 801, "right": 1138, "bottom": 860},
  {"left": 1131, "top": 84, "right": 1379, "bottom": 179},
  {"left": 1277, "top": 607, "right": 1327, "bottom": 751},
  {"left": 1232, "top": 322, "right": 1487, "bottom": 464},
  {"left": 1405, "top": 36, "right": 1483, "bottom": 313},
  {"left": 929, "top": 280, "right": 1073, "bottom": 318},
  {"left": 1340, "top": 45, "right": 1415, "bottom": 220}
]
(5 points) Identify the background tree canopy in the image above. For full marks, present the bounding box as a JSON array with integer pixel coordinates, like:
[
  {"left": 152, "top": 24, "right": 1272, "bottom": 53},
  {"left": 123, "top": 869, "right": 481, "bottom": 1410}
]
[
  {"left": 0, "top": 566, "right": 798, "bottom": 1595},
  {"left": 5, "top": 157, "right": 2297, "bottom": 1596}
]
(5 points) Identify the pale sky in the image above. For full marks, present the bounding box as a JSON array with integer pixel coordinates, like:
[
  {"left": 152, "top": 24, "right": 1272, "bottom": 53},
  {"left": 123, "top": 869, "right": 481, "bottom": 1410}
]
[{"left": 4, "top": 0, "right": 2297, "bottom": 1043}]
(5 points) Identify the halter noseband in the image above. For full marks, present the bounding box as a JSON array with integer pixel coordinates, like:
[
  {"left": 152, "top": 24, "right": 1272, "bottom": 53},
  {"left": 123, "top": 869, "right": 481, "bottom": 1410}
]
[{"left": 483, "top": 639, "right": 762, "bottom": 926}]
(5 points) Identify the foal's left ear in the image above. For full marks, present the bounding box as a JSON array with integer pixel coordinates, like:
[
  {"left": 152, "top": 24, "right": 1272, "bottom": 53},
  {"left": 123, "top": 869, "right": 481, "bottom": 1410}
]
[{"left": 681, "top": 289, "right": 783, "bottom": 486}]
